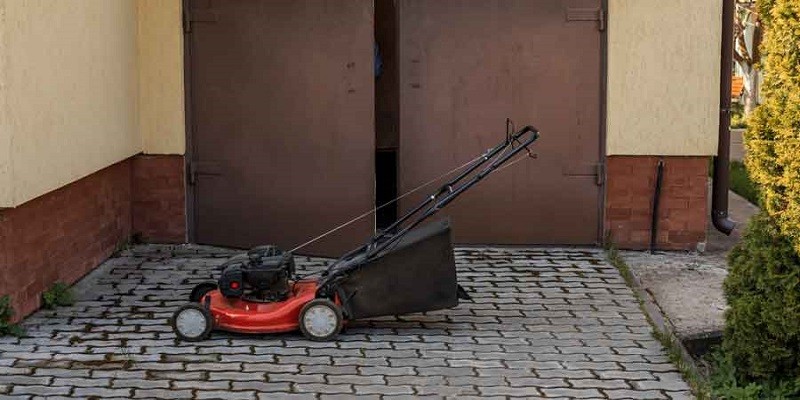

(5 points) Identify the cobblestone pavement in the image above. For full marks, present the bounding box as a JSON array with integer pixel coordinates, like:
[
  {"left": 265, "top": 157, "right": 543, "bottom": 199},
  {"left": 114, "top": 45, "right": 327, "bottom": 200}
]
[{"left": 0, "top": 245, "right": 693, "bottom": 399}]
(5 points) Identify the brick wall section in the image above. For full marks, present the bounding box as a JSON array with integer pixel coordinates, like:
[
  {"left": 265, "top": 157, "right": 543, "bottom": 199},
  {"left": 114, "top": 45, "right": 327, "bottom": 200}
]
[
  {"left": 0, "top": 160, "right": 133, "bottom": 319},
  {"left": 132, "top": 155, "right": 187, "bottom": 243},
  {"left": 605, "top": 156, "right": 709, "bottom": 251},
  {"left": 0, "top": 154, "right": 188, "bottom": 320}
]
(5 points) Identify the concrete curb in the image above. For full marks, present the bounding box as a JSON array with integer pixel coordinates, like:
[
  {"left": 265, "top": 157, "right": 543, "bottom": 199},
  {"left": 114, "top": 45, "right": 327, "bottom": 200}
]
[
  {"left": 623, "top": 259, "right": 708, "bottom": 391},
  {"left": 607, "top": 248, "right": 709, "bottom": 397},
  {"left": 628, "top": 266, "right": 700, "bottom": 364}
]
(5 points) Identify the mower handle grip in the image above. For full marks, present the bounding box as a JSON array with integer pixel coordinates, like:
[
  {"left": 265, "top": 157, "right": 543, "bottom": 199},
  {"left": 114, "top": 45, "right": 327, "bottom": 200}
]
[{"left": 515, "top": 125, "right": 539, "bottom": 138}]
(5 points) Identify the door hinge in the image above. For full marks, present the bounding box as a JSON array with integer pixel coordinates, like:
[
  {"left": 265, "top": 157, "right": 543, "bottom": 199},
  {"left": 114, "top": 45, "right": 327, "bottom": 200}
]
[
  {"left": 598, "top": 8, "right": 606, "bottom": 32},
  {"left": 187, "top": 161, "right": 197, "bottom": 186},
  {"left": 595, "top": 163, "right": 606, "bottom": 186},
  {"left": 183, "top": 9, "right": 218, "bottom": 34},
  {"left": 182, "top": 8, "right": 190, "bottom": 33},
  {"left": 567, "top": 7, "right": 606, "bottom": 32}
]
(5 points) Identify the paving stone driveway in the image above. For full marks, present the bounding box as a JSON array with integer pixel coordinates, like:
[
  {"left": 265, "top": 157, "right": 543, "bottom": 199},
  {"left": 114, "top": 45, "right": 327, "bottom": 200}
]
[{"left": 0, "top": 245, "right": 693, "bottom": 399}]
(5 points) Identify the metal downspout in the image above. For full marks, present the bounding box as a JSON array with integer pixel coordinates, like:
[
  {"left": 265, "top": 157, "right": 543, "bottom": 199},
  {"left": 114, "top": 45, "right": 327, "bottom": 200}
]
[{"left": 712, "top": 0, "right": 736, "bottom": 235}]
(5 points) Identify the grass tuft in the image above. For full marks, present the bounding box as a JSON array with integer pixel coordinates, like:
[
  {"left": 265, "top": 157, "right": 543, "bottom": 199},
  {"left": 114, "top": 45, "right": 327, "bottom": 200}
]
[
  {"left": 729, "top": 161, "right": 760, "bottom": 206},
  {"left": 0, "top": 295, "right": 26, "bottom": 338},
  {"left": 42, "top": 282, "right": 75, "bottom": 310}
]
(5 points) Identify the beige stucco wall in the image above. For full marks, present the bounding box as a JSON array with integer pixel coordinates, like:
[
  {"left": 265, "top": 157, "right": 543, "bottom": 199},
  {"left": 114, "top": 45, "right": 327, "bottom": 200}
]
[
  {"left": 0, "top": 0, "right": 11, "bottom": 206},
  {"left": 137, "top": 0, "right": 185, "bottom": 155},
  {"left": 0, "top": 0, "right": 186, "bottom": 208},
  {"left": 607, "top": 0, "right": 722, "bottom": 156},
  {"left": 0, "top": 0, "right": 141, "bottom": 208},
  {"left": 0, "top": 0, "right": 724, "bottom": 205}
]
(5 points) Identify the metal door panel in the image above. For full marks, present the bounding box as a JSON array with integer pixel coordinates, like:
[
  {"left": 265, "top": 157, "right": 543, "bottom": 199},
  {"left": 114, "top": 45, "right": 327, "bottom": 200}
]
[
  {"left": 189, "top": 0, "right": 375, "bottom": 255},
  {"left": 398, "top": 0, "right": 602, "bottom": 244}
]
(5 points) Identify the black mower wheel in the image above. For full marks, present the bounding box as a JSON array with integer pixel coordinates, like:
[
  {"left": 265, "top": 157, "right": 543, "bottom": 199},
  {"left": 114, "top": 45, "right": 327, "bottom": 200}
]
[
  {"left": 189, "top": 281, "right": 218, "bottom": 302},
  {"left": 171, "top": 303, "right": 213, "bottom": 342},
  {"left": 298, "top": 299, "right": 343, "bottom": 341}
]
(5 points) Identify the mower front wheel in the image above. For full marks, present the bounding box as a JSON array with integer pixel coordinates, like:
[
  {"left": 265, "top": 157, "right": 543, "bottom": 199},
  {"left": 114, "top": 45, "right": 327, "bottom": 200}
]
[
  {"left": 298, "top": 299, "right": 343, "bottom": 341},
  {"left": 171, "top": 303, "right": 213, "bottom": 342}
]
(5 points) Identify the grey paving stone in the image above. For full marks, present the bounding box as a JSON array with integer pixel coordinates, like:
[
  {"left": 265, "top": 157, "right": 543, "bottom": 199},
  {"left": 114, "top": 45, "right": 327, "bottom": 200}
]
[
  {"left": 186, "top": 362, "right": 242, "bottom": 372},
  {"left": 320, "top": 396, "right": 381, "bottom": 400},
  {"left": 540, "top": 388, "right": 605, "bottom": 398},
  {"left": 111, "top": 378, "right": 170, "bottom": 389},
  {"left": 358, "top": 366, "right": 416, "bottom": 376},
  {"left": 604, "top": 389, "right": 669, "bottom": 399},
  {"left": 354, "top": 385, "right": 414, "bottom": 395},
  {"left": 258, "top": 394, "right": 316, "bottom": 400},
  {"left": 245, "top": 363, "right": 300, "bottom": 373},
  {"left": 0, "top": 245, "right": 692, "bottom": 400},
  {"left": 416, "top": 366, "right": 474, "bottom": 376},
  {"left": 132, "top": 388, "right": 194, "bottom": 399},
  {"left": 475, "top": 367, "right": 534, "bottom": 378},
  {"left": 298, "top": 365, "right": 356, "bottom": 375},
  {"left": 195, "top": 390, "right": 256, "bottom": 399},
  {"left": 231, "top": 381, "right": 293, "bottom": 392},
  {"left": 506, "top": 377, "right": 568, "bottom": 388},
  {"left": 632, "top": 378, "right": 692, "bottom": 391},
  {"left": 0, "top": 377, "right": 50, "bottom": 386},
  {"left": 332, "top": 357, "right": 388, "bottom": 366},
  {"left": 173, "top": 380, "right": 231, "bottom": 390},
  {"left": 294, "top": 383, "right": 353, "bottom": 394},
  {"left": 268, "top": 373, "right": 326, "bottom": 383},
  {"left": 622, "top": 362, "right": 680, "bottom": 372},
  {"left": 596, "top": 369, "right": 657, "bottom": 380},
  {"left": 72, "top": 388, "right": 133, "bottom": 398},
  {"left": 147, "top": 370, "right": 206, "bottom": 380},
  {"left": 327, "top": 375, "right": 385, "bottom": 385},
  {"left": 416, "top": 385, "right": 478, "bottom": 396},
  {"left": 11, "top": 386, "right": 70, "bottom": 396},
  {"left": 207, "top": 371, "right": 265, "bottom": 381},
  {"left": 479, "top": 386, "right": 542, "bottom": 397},
  {"left": 0, "top": 368, "right": 32, "bottom": 377},
  {"left": 386, "top": 375, "right": 446, "bottom": 386},
  {"left": 568, "top": 378, "right": 631, "bottom": 389}
]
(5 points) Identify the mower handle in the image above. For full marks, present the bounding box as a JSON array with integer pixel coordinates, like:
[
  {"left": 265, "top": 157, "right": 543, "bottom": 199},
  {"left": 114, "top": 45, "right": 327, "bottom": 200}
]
[{"left": 317, "top": 124, "right": 540, "bottom": 293}]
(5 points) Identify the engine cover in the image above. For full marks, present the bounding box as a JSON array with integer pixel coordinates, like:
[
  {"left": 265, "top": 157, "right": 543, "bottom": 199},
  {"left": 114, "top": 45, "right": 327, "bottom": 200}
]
[{"left": 218, "top": 246, "right": 295, "bottom": 302}]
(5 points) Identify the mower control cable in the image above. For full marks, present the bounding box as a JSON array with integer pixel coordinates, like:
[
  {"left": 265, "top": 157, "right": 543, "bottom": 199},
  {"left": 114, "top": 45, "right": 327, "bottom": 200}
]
[
  {"left": 291, "top": 124, "right": 539, "bottom": 282},
  {"left": 317, "top": 126, "right": 540, "bottom": 286},
  {"left": 289, "top": 152, "right": 487, "bottom": 255},
  {"left": 361, "top": 128, "right": 538, "bottom": 260}
]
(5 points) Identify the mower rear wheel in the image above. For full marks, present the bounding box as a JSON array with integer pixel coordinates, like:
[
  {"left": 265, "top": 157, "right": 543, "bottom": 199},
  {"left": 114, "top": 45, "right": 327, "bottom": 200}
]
[
  {"left": 298, "top": 299, "right": 343, "bottom": 341},
  {"left": 189, "top": 281, "right": 218, "bottom": 302},
  {"left": 172, "top": 303, "right": 213, "bottom": 342}
]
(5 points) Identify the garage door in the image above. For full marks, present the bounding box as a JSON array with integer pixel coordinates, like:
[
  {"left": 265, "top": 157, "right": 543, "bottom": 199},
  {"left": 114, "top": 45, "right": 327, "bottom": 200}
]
[
  {"left": 398, "top": 0, "right": 604, "bottom": 245},
  {"left": 187, "top": 0, "right": 375, "bottom": 255}
]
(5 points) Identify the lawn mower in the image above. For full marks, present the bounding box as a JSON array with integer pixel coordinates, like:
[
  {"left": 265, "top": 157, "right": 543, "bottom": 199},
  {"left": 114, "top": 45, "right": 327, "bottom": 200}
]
[{"left": 171, "top": 124, "right": 540, "bottom": 341}]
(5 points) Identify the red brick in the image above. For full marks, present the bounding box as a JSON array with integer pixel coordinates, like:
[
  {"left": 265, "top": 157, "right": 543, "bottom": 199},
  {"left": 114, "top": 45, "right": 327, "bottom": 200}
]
[
  {"left": 0, "top": 154, "right": 188, "bottom": 321},
  {"left": 605, "top": 156, "right": 709, "bottom": 251},
  {"left": 0, "top": 159, "right": 132, "bottom": 320},
  {"left": 132, "top": 155, "right": 187, "bottom": 243}
]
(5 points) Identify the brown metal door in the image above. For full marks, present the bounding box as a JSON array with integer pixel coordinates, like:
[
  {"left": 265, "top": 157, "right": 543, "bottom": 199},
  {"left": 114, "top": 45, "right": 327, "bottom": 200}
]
[
  {"left": 188, "top": 0, "right": 375, "bottom": 255},
  {"left": 398, "top": 0, "right": 603, "bottom": 245}
]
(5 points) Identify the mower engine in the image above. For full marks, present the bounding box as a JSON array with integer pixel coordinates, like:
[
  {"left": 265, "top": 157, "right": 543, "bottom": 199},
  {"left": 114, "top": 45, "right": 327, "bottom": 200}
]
[{"left": 218, "top": 245, "right": 295, "bottom": 302}]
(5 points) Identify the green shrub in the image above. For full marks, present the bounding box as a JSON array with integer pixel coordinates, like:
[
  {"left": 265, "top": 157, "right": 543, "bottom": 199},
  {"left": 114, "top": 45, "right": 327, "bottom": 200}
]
[
  {"left": 729, "top": 161, "right": 760, "bottom": 205},
  {"left": 723, "top": 213, "right": 800, "bottom": 386},
  {"left": 42, "top": 282, "right": 75, "bottom": 310},
  {"left": 731, "top": 103, "right": 748, "bottom": 129},
  {"left": 744, "top": 0, "right": 800, "bottom": 253},
  {"left": 711, "top": 349, "right": 800, "bottom": 399},
  {"left": 0, "top": 295, "right": 25, "bottom": 337}
]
